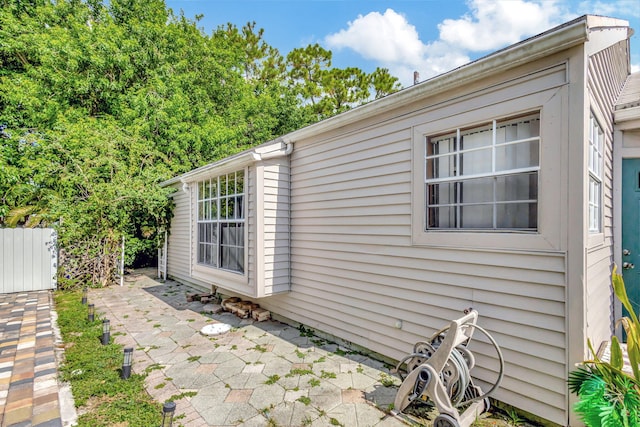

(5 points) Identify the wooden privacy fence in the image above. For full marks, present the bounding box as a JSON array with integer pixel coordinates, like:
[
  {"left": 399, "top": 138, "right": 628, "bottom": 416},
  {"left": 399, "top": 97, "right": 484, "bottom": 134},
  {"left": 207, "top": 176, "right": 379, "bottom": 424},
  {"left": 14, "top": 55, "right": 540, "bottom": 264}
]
[{"left": 0, "top": 228, "right": 57, "bottom": 293}]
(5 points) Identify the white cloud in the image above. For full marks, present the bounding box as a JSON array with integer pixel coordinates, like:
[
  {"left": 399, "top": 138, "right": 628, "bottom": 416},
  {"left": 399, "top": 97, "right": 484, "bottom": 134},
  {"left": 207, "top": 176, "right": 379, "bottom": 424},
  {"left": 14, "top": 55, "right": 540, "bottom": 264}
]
[
  {"left": 578, "top": 1, "right": 640, "bottom": 19},
  {"left": 438, "top": 0, "right": 567, "bottom": 51},
  {"left": 632, "top": 63, "right": 640, "bottom": 73},
  {"left": 325, "top": 9, "right": 424, "bottom": 63},
  {"left": 325, "top": 8, "right": 470, "bottom": 85},
  {"left": 324, "top": 1, "right": 577, "bottom": 87}
]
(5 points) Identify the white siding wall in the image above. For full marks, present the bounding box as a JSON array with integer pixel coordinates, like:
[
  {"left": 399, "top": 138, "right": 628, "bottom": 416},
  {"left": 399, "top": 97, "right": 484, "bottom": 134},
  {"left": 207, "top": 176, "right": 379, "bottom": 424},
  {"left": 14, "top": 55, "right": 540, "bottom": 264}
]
[
  {"left": 261, "top": 161, "right": 291, "bottom": 295},
  {"left": 166, "top": 185, "right": 200, "bottom": 286},
  {"left": 586, "top": 41, "right": 630, "bottom": 344},
  {"left": 166, "top": 165, "right": 259, "bottom": 294},
  {"left": 166, "top": 163, "right": 289, "bottom": 298},
  {"left": 264, "top": 64, "right": 571, "bottom": 424}
]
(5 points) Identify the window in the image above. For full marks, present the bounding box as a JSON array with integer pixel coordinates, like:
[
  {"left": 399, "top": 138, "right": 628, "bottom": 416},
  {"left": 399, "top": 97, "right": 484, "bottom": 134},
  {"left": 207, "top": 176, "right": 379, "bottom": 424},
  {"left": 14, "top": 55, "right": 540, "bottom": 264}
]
[
  {"left": 425, "top": 113, "right": 540, "bottom": 230},
  {"left": 588, "top": 114, "right": 603, "bottom": 233},
  {"left": 197, "top": 170, "right": 245, "bottom": 273}
]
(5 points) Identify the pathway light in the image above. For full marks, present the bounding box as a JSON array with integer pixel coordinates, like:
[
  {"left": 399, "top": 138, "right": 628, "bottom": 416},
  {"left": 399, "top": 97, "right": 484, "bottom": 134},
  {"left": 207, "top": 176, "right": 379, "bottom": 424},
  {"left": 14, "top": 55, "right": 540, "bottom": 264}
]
[
  {"left": 161, "top": 401, "right": 176, "bottom": 427},
  {"left": 121, "top": 347, "right": 133, "bottom": 379},
  {"left": 101, "top": 319, "right": 110, "bottom": 345}
]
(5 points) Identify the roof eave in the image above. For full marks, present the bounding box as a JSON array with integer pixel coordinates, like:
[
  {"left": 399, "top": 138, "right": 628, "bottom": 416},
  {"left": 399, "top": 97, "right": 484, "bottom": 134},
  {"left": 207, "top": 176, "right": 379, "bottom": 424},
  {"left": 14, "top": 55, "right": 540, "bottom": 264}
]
[{"left": 283, "top": 17, "right": 590, "bottom": 142}]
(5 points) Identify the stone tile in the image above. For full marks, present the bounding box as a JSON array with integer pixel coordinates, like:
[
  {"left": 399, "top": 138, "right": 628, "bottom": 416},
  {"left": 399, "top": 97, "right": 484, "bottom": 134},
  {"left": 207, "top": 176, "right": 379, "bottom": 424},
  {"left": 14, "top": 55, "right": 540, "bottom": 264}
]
[
  {"left": 242, "top": 363, "right": 264, "bottom": 374},
  {"left": 2, "top": 405, "right": 32, "bottom": 425},
  {"left": 84, "top": 273, "right": 414, "bottom": 427},
  {"left": 342, "top": 388, "right": 366, "bottom": 403},
  {"left": 225, "top": 388, "right": 252, "bottom": 403},
  {"left": 284, "top": 388, "right": 308, "bottom": 402}
]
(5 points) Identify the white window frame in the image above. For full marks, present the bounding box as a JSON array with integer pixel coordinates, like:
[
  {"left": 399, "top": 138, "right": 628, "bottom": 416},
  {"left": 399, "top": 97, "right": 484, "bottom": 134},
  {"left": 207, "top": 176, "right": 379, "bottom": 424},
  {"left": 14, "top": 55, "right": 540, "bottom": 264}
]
[
  {"left": 424, "top": 113, "right": 540, "bottom": 231},
  {"left": 411, "top": 88, "right": 565, "bottom": 251},
  {"left": 588, "top": 113, "right": 603, "bottom": 234},
  {"left": 196, "top": 170, "right": 245, "bottom": 274}
]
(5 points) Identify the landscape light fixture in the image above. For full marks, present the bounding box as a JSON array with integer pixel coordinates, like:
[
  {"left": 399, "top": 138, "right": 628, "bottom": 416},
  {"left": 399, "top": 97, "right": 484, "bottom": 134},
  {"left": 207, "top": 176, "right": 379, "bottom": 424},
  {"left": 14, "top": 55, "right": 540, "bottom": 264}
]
[
  {"left": 121, "top": 347, "right": 133, "bottom": 379},
  {"left": 81, "top": 287, "right": 88, "bottom": 305},
  {"left": 87, "top": 304, "right": 95, "bottom": 322},
  {"left": 101, "top": 319, "right": 110, "bottom": 345},
  {"left": 161, "top": 401, "right": 176, "bottom": 427}
]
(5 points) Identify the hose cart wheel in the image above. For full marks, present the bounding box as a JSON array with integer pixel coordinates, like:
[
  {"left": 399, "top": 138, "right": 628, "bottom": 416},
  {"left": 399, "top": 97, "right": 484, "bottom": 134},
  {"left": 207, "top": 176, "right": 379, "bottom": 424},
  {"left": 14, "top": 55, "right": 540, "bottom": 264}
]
[{"left": 434, "top": 413, "right": 461, "bottom": 427}]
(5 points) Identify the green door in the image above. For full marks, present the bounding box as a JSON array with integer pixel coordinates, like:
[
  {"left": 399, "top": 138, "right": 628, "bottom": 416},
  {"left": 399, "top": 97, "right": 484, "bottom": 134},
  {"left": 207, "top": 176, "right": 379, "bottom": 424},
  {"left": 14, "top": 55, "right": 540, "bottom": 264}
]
[{"left": 622, "top": 159, "right": 640, "bottom": 318}]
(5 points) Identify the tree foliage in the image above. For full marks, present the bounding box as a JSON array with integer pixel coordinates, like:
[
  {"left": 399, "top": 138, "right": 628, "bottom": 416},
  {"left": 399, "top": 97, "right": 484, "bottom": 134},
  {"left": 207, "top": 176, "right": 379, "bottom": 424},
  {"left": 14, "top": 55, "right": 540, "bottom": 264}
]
[{"left": 0, "top": 0, "right": 401, "bottom": 287}]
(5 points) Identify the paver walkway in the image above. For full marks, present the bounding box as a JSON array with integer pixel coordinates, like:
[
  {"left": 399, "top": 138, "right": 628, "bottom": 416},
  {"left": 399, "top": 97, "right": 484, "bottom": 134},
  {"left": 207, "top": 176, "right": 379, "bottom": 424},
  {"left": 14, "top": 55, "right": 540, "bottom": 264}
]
[
  {"left": 0, "top": 291, "right": 70, "bottom": 427},
  {"left": 90, "top": 271, "right": 408, "bottom": 427}
]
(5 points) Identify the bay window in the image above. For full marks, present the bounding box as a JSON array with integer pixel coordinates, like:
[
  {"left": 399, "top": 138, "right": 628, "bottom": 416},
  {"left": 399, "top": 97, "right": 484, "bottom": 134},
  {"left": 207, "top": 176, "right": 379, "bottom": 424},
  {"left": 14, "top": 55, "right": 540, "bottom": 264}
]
[{"left": 197, "top": 170, "right": 245, "bottom": 273}]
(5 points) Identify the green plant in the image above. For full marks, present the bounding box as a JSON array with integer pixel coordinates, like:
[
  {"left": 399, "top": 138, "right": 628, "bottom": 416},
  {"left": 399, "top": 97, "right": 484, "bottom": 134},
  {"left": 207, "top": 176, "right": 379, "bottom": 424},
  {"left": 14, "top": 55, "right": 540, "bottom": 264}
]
[
  {"left": 298, "top": 325, "right": 315, "bottom": 337},
  {"left": 308, "top": 378, "right": 321, "bottom": 387},
  {"left": 297, "top": 396, "right": 312, "bottom": 405},
  {"left": 286, "top": 368, "right": 313, "bottom": 378},
  {"left": 379, "top": 373, "right": 396, "bottom": 387},
  {"left": 504, "top": 407, "right": 524, "bottom": 426},
  {"left": 251, "top": 344, "right": 267, "bottom": 353},
  {"left": 320, "top": 370, "right": 336, "bottom": 379},
  {"left": 612, "top": 266, "right": 640, "bottom": 382},
  {"left": 329, "top": 417, "right": 343, "bottom": 426},
  {"left": 569, "top": 267, "right": 640, "bottom": 426},
  {"left": 265, "top": 375, "right": 280, "bottom": 385},
  {"left": 54, "top": 291, "right": 162, "bottom": 426},
  {"left": 167, "top": 391, "right": 197, "bottom": 401}
]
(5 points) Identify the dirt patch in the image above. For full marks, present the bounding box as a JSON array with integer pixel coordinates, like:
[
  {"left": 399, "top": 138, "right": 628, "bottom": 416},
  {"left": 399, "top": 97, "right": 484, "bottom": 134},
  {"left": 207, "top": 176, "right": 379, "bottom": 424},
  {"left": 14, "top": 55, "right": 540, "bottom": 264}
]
[{"left": 400, "top": 400, "right": 540, "bottom": 426}]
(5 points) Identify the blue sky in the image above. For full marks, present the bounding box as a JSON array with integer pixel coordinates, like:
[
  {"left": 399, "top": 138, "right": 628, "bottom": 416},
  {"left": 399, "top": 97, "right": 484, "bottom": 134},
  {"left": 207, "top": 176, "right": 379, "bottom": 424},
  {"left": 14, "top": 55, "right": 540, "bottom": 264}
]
[{"left": 165, "top": 0, "right": 640, "bottom": 87}]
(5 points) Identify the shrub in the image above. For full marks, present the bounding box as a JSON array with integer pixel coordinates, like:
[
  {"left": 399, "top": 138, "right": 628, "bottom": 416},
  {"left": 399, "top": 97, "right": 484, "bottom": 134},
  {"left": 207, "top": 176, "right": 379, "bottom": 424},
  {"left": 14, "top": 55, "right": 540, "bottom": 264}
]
[{"left": 569, "top": 266, "right": 640, "bottom": 427}]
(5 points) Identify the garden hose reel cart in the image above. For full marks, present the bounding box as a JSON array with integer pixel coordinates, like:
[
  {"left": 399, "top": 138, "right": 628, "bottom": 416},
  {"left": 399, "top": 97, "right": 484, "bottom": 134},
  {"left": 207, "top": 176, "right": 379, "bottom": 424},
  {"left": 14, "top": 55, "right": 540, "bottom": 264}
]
[{"left": 392, "top": 309, "right": 504, "bottom": 427}]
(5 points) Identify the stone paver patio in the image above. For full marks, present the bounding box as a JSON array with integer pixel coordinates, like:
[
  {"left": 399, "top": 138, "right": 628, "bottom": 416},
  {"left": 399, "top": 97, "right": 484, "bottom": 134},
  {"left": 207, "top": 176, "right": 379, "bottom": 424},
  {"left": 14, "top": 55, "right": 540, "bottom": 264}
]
[{"left": 89, "top": 270, "right": 408, "bottom": 427}]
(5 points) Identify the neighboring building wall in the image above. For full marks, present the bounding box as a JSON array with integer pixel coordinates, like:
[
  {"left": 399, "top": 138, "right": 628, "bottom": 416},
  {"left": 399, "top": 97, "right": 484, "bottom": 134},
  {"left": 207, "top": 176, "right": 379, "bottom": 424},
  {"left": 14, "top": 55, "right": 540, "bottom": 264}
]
[
  {"left": 585, "top": 41, "right": 629, "bottom": 344},
  {"left": 265, "top": 60, "right": 573, "bottom": 425}
]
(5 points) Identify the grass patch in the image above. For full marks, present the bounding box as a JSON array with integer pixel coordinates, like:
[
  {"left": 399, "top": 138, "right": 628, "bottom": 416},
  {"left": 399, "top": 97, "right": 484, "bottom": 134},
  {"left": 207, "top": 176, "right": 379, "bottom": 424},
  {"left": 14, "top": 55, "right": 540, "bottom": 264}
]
[
  {"left": 320, "top": 370, "right": 336, "bottom": 379},
  {"left": 265, "top": 374, "right": 280, "bottom": 385},
  {"left": 297, "top": 396, "right": 312, "bottom": 405},
  {"left": 286, "top": 368, "right": 313, "bottom": 378},
  {"left": 144, "top": 363, "right": 164, "bottom": 373},
  {"left": 168, "top": 391, "right": 197, "bottom": 401},
  {"left": 187, "top": 355, "right": 201, "bottom": 363},
  {"left": 250, "top": 344, "right": 268, "bottom": 353},
  {"left": 54, "top": 290, "right": 162, "bottom": 427}
]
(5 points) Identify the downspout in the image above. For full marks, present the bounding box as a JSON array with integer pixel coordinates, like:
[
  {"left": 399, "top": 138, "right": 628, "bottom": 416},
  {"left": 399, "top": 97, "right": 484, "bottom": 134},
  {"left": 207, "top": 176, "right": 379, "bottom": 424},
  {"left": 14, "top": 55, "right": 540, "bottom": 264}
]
[{"left": 254, "top": 142, "right": 293, "bottom": 160}]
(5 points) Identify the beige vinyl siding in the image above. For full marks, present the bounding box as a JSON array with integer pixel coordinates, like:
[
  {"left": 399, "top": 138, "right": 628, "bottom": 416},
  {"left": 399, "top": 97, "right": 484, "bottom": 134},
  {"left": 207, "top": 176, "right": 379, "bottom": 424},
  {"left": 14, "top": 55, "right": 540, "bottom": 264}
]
[
  {"left": 247, "top": 164, "right": 256, "bottom": 293},
  {"left": 166, "top": 184, "right": 207, "bottom": 288},
  {"left": 585, "top": 41, "right": 629, "bottom": 343},
  {"left": 263, "top": 72, "right": 569, "bottom": 422},
  {"left": 260, "top": 161, "right": 291, "bottom": 296}
]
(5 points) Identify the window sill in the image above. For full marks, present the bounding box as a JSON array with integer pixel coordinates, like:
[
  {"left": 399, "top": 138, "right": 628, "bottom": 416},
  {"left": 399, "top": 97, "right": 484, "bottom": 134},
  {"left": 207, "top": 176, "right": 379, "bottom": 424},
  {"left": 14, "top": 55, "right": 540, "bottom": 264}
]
[
  {"left": 191, "top": 264, "right": 252, "bottom": 296},
  {"left": 412, "top": 229, "right": 559, "bottom": 252}
]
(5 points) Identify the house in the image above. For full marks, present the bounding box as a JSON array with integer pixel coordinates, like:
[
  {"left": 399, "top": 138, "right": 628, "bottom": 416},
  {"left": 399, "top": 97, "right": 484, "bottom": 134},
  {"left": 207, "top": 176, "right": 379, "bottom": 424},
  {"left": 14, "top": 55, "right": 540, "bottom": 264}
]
[{"left": 161, "top": 15, "right": 638, "bottom": 426}]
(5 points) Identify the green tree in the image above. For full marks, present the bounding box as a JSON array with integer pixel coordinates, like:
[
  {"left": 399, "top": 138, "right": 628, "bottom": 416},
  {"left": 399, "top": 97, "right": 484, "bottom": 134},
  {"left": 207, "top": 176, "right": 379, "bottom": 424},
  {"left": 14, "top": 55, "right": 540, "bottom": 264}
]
[
  {"left": 0, "top": 0, "right": 401, "bottom": 288},
  {"left": 370, "top": 67, "right": 402, "bottom": 99}
]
